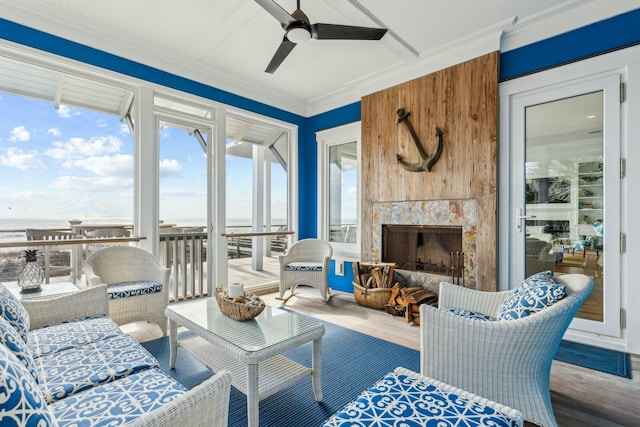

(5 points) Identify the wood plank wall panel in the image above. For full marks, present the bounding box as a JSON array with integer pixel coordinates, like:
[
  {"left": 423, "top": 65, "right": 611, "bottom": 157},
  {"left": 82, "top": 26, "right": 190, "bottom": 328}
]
[{"left": 361, "top": 52, "right": 498, "bottom": 291}]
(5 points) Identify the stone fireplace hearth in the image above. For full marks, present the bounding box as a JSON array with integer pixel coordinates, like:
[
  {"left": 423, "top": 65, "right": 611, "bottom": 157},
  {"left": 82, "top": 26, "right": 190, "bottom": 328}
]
[{"left": 372, "top": 199, "right": 477, "bottom": 288}]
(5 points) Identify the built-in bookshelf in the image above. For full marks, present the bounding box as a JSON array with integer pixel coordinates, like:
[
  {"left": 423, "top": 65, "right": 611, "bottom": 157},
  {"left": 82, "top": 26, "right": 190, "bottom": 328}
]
[{"left": 577, "top": 161, "right": 603, "bottom": 224}]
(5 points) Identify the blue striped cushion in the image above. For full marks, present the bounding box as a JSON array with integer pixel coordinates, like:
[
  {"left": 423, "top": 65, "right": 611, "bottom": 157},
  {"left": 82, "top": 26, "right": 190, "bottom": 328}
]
[
  {"left": 447, "top": 308, "right": 492, "bottom": 321},
  {"left": 322, "top": 368, "right": 522, "bottom": 426},
  {"left": 28, "top": 315, "right": 122, "bottom": 358},
  {"left": 107, "top": 280, "right": 162, "bottom": 299},
  {"left": 50, "top": 369, "right": 186, "bottom": 427},
  {"left": 284, "top": 262, "right": 323, "bottom": 272},
  {"left": 34, "top": 333, "right": 159, "bottom": 403}
]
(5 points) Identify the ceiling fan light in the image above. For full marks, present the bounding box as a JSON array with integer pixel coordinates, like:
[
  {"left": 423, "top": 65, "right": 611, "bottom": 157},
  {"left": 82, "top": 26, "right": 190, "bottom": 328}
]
[{"left": 287, "top": 27, "right": 311, "bottom": 44}]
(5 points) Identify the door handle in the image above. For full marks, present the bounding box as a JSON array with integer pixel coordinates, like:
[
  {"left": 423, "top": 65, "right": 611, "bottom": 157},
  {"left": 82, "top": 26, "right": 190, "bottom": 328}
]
[{"left": 516, "top": 209, "right": 536, "bottom": 232}]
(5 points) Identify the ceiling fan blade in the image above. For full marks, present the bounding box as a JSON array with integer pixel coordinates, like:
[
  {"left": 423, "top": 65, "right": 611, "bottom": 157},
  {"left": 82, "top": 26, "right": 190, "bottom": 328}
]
[
  {"left": 265, "top": 37, "right": 296, "bottom": 74},
  {"left": 254, "top": 0, "right": 296, "bottom": 28},
  {"left": 311, "top": 23, "right": 387, "bottom": 40}
]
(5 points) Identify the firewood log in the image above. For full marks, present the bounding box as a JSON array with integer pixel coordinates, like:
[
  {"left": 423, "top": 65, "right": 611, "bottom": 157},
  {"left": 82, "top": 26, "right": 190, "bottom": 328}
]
[{"left": 371, "top": 268, "right": 383, "bottom": 288}]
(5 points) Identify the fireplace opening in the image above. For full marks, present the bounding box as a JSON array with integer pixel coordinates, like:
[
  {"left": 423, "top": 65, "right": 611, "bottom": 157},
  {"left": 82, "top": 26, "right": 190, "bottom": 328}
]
[{"left": 382, "top": 225, "right": 463, "bottom": 276}]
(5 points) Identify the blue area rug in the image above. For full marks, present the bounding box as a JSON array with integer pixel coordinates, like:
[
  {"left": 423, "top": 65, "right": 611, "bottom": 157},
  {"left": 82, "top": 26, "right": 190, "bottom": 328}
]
[
  {"left": 142, "top": 321, "right": 420, "bottom": 427},
  {"left": 141, "top": 319, "right": 632, "bottom": 426},
  {"left": 555, "top": 340, "right": 631, "bottom": 378}
]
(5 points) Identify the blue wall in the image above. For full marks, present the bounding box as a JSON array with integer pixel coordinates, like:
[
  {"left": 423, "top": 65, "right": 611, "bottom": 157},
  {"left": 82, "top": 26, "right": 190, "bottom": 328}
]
[{"left": 1, "top": 8, "right": 639, "bottom": 294}]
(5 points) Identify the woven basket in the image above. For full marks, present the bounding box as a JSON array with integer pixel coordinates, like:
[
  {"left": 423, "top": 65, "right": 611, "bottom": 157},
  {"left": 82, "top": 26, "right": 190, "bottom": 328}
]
[
  {"left": 215, "top": 290, "right": 265, "bottom": 321},
  {"left": 353, "top": 281, "right": 393, "bottom": 310}
]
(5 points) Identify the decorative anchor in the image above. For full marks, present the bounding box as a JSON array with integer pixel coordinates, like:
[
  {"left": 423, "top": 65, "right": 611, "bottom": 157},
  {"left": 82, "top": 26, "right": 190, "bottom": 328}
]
[{"left": 395, "top": 108, "right": 443, "bottom": 173}]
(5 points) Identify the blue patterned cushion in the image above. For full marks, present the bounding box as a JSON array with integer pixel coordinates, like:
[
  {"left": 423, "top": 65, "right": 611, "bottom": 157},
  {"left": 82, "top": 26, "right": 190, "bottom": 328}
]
[
  {"left": 0, "top": 344, "right": 58, "bottom": 426},
  {"left": 447, "top": 308, "right": 492, "bottom": 321},
  {"left": 107, "top": 280, "right": 162, "bottom": 299},
  {"left": 49, "top": 369, "right": 186, "bottom": 427},
  {"left": 28, "top": 315, "right": 122, "bottom": 358},
  {"left": 322, "top": 368, "right": 522, "bottom": 427},
  {"left": 0, "top": 282, "right": 30, "bottom": 342},
  {"left": 497, "top": 272, "right": 567, "bottom": 321},
  {"left": 34, "top": 333, "right": 159, "bottom": 403},
  {"left": 284, "top": 262, "right": 323, "bottom": 272},
  {"left": 0, "top": 315, "right": 38, "bottom": 381}
]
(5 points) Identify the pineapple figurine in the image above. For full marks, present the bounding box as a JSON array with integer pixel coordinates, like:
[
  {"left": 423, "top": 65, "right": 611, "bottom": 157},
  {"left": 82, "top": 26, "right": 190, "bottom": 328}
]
[{"left": 18, "top": 249, "right": 45, "bottom": 293}]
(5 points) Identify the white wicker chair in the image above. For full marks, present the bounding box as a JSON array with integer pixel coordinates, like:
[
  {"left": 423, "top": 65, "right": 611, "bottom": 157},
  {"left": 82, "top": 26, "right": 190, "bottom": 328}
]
[
  {"left": 419, "top": 274, "right": 594, "bottom": 427},
  {"left": 279, "top": 239, "right": 333, "bottom": 302},
  {"left": 84, "top": 246, "right": 170, "bottom": 335}
]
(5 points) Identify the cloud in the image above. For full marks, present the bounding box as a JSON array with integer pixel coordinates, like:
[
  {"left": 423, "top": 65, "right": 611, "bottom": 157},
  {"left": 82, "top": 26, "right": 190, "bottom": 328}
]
[
  {"left": 97, "top": 119, "right": 107, "bottom": 128},
  {"left": 119, "top": 124, "right": 130, "bottom": 134},
  {"left": 45, "top": 135, "right": 123, "bottom": 160},
  {"left": 9, "top": 126, "right": 30, "bottom": 142},
  {"left": 48, "top": 128, "right": 61, "bottom": 137},
  {"left": 159, "top": 159, "right": 183, "bottom": 177},
  {"left": 62, "top": 154, "right": 133, "bottom": 177},
  {"left": 57, "top": 105, "right": 73, "bottom": 118},
  {"left": 50, "top": 175, "right": 133, "bottom": 192},
  {"left": 0, "top": 147, "right": 45, "bottom": 171}
]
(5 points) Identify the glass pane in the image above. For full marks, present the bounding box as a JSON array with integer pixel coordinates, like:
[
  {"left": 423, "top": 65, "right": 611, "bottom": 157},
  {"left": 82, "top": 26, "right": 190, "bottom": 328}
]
[
  {"left": 525, "top": 91, "right": 603, "bottom": 321},
  {"left": 0, "top": 92, "right": 134, "bottom": 226},
  {"left": 329, "top": 142, "right": 357, "bottom": 243}
]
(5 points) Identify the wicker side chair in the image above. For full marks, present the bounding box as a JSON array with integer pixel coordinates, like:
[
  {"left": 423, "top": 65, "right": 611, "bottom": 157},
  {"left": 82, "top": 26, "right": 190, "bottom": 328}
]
[
  {"left": 84, "top": 246, "right": 170, "bottom": 335},
  {"left": 279, "top": 239, "right": 333, "bottom": 302},
  {"left": 419, "top": 274, "right": 594, "bottom": 427}
]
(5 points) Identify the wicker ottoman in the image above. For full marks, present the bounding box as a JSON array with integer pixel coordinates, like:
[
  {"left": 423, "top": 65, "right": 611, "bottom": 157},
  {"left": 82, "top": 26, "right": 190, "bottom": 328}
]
[{"left": 322, "top": 367, "right": 523, "bottom": 427}]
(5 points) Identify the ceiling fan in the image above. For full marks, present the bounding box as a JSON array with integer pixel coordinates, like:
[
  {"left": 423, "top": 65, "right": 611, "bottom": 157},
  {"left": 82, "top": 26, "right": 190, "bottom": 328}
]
[{"left": 255, "top": 0, "right": 387, "bottom": 74}]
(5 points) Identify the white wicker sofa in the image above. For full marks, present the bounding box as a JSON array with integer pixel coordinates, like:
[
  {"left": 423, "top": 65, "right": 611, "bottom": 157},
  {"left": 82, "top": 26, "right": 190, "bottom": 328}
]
[{"left": 0, "top": 283, "right": 231, "bottom": 427}]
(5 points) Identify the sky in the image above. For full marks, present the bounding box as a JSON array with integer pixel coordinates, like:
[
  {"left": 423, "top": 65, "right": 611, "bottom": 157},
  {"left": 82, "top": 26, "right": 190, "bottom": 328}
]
[{"left": 0, "top": 92, "right": 288, "bottom": 227}]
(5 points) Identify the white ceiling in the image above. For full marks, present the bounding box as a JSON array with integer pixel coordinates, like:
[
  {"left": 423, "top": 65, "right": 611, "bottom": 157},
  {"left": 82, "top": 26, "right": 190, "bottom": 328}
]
[{"left": 0, "top": 0, "right": 637, "bottom": 116}]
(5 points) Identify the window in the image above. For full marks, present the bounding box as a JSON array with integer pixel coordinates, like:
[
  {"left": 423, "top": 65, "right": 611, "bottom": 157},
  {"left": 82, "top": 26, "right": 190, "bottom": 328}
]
[{"left": 317, "top": 122, "right": 361, "bottom": 259}]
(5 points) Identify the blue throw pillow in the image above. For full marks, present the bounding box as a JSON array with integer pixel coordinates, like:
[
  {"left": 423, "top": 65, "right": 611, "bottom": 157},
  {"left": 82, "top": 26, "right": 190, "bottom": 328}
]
[
  {"left": 0, "top": 315, "right": 38, "bottom": 381},
  {"left": 497, "top": 272, "right": 567, "bottom": 320},
  {"left": 0, "top": 283, "right": 30, "bottom": 342},
  {"left": 0, "top": 344, "right": 56, "bottom": 426}
]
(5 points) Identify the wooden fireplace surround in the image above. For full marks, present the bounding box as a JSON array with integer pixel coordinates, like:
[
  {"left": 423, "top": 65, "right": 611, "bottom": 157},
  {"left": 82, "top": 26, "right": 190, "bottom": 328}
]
[{"left": 361, "top": 52, "right": 498, "bottom": 291}]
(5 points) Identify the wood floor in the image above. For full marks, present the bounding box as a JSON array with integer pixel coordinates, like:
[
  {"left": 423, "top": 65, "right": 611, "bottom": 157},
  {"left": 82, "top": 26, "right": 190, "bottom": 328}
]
[
  {"left": 126, "top": 286, "right": 639, "bottom": 427},
  {"left": 554, "top": 253, "right": 603, "bottom": 322}
]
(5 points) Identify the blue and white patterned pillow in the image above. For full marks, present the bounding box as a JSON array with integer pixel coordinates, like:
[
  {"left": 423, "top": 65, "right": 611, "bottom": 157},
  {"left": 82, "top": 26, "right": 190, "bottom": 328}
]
[
  {"left": 0, "top": 344, "right": 57, "bottom": 426},
  {"left": 497, "top": 272, "right": 566, "bottom": 320},
  {"left": 0, "top": 282, "right": 30, "bottom": 342},
  {"left": 447, "top": 308, "right": 492, "bottom": 321},
  {"left": 0, "top": 315, "right": 38, "bottom": 381}
]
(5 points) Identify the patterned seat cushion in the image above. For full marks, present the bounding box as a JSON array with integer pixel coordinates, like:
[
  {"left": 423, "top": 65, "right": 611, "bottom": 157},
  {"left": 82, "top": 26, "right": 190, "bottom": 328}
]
[
  {"left": 322, "top": 367, "right": 523, "bottom": 427},
  {"left": 284, "top": 262, "right": 323, "bottom": 272},
  {"left": 447, "top": 308, "right": 492, "bottom": 321},
  {"left": 0, "top": 282, "right": 31, "bottom": 342},
  {"left": 28, "top": 315, "right": 122, "bottom": 358},
  {"left": 0, "top": 344, "right": 58, "bottom": 427},
  {"left": 34, "top": 333, "right": 159, "bottom": 403},
  {"left": 497, "top": 271, "right": 567, "bottom": 321},
  {"left": 49, "top": 368, "right": 186, "bottom": 427},
  {"left": 0, "top": 315, "right": 38, "bottom": 381},
  {"left": 107, "top": 280, "right": 162, "bottom": 300}
]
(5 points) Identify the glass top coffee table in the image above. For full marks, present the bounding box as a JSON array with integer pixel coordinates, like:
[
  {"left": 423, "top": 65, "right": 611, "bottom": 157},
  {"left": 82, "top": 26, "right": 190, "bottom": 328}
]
[{"left": 165, "top": 297, "right": 325, "bottom": 427}]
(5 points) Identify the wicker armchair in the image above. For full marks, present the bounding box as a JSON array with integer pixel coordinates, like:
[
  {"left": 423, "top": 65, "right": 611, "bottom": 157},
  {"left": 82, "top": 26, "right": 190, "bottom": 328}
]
[
  {"left": 84, "top": 246, "right": 170, "bottom": 334},
  {"left": 525, "top": 238, "right": 557, "bottom": 277},
  {"left": 420, "top": 274, "right": 594, "bottom": 427},
  {"left": 279, "top": 239, "right": 333, "bottom": 302}
]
